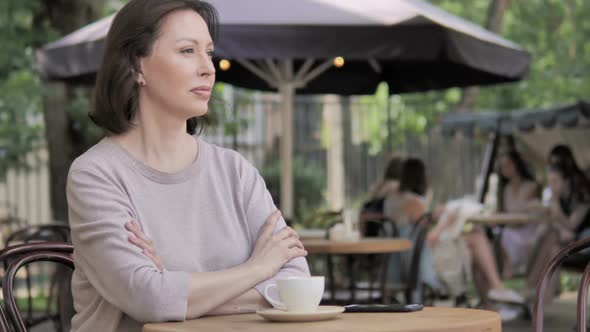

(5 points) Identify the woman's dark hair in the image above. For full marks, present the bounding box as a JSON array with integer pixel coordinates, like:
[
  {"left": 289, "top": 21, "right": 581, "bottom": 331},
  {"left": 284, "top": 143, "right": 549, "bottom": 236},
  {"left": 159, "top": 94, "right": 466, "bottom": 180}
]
[
  {"left": 497, "top": 149, "right": 538, "bottom": 212},
  {"left": 383, "top": 157, "right": 403, "bottom": 181},
  {"left": 91, "top": 0, "right": 218, "bottom": 135},
  {"left": 549, "top": 145, "right": 577, "bottom": 169},
  {"left": 548, "top": 145, "right": 590, "bottom": 203},
  {"left": 399, "top": 158, "right": 427, "bottom": 196}
]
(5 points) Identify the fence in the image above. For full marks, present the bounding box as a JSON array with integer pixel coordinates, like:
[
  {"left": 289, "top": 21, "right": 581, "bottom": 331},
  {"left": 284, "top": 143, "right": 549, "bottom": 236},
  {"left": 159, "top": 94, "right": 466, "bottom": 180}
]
[{"left": 0, "top": 89, "right": 486, "bottom": 225}]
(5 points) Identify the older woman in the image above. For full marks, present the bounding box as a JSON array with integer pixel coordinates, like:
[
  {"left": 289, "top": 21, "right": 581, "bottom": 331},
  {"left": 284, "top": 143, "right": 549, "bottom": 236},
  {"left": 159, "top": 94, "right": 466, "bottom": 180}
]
[{"left": 66, "top": 1, "right": 309, "bottom": 331}]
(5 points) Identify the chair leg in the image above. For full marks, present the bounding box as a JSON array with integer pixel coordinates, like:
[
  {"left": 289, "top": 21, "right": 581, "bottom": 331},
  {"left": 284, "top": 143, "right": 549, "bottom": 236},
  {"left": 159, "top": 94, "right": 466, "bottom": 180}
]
[
  {"left": 326, "top": 255, "right": 336, "bottom": 303},
  {"left": 25, "top": 264, "right": 33, "bottom": 326},
  {"left": 576, "top": 263, "right": 590, "bottom": 332},
  {"left": 346, "top": 255, "right": 356, "bottom": 303}
]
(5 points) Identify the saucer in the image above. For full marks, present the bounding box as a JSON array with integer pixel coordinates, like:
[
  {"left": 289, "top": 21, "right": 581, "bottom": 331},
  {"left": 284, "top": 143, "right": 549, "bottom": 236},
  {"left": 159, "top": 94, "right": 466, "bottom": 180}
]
[{"left": 256, "top": 306, "right": 344, "bottom": 322}]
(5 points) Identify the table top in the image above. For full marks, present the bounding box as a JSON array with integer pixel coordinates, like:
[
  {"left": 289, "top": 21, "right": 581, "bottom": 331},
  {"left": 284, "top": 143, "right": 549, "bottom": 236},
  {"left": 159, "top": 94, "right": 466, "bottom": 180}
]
[
  {"left": 302, "top": 238, "right": 412, "bottom": 254},
  {"left": 467, "top": 212, "right": 538, "bottom": 226},
  {"left": 297, "top": 228, "right": 327, "bottom": 240},
  {"left": 143, "top": 307, "right": 501, "bottom": 332}
]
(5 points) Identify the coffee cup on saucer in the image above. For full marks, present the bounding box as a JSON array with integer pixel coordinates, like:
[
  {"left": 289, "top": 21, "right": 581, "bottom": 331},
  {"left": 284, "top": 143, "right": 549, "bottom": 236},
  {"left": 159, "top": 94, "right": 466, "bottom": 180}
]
[{"left": 263, "top": 276, "right": 324, "bottom": 312}]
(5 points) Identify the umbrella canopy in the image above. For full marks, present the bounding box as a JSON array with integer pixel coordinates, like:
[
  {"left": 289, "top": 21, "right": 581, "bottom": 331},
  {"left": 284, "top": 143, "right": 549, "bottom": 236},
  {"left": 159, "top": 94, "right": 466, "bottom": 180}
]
[
  {"left": 37, "top": 0, "right": 530, "bottom": 93},
  {"left": 36, "top": 0, "right": 532, "bottom": 218}
]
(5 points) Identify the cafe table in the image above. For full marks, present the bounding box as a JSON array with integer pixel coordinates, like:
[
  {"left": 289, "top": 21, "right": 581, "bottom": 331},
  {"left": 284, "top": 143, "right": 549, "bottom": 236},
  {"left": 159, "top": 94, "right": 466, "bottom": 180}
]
[
  {"left": 143, "top": 306, "right": 501, "bottom": 332},
  {"left": 467, "top": 212, "right": 539, "bottom": 227},
  {"left": 302, "top": 238, "right": 412, "bottom": 255},
  {"left": 302, "top": 238, "right": 412, "bottom": 303}
]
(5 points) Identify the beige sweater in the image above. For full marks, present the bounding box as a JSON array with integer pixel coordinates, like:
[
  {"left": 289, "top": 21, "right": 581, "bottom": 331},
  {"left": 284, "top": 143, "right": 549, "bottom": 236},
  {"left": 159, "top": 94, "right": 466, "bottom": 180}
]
[{"left": 66, "top": 137, "right": 310, "bottom": 332}]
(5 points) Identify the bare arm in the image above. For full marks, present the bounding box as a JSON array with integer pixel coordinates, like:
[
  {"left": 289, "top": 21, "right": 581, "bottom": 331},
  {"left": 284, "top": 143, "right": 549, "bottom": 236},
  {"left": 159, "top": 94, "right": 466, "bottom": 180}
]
[
  {"left": 404, "top": 197, "right": 427, "bottom": 224},
  {"left": 551, "top": 201, "right": 590, "bottom": 232}
]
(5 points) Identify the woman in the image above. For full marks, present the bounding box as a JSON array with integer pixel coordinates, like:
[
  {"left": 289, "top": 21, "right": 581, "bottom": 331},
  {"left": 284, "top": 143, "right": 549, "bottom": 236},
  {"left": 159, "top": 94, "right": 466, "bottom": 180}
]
[
  {"left": 367, "top": 156, "right": 403, "bottom": 200},
  {"left": 360, "top": 157, "right": 403, "bottom": 236},
  {"left": 428, "top": 204, "right": 524, "bottom": 308},
  {"left": 496, "top": 150, "right": 540, "bottom": 276},
  {"left": 66, "top": 1, "right": 309, "bottom": 331},
  {"left": 546, "top": 145, "right": 590, "bottom": 203},
  {"left": 383, "top": 158, "right": 440, "bottom": 291},
  {"left": 526, "top": 158, "right": 590, "bottom": 302}
]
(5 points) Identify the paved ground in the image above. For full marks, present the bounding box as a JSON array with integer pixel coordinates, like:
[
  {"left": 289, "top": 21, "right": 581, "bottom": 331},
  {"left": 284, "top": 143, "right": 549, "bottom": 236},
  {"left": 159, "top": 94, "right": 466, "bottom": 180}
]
[{"left": 503, "top": 291, "right": 585, "bottom": 332}]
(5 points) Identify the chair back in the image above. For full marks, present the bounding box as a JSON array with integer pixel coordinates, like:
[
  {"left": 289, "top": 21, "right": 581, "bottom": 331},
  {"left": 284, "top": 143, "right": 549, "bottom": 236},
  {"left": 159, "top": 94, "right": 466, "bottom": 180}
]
[
  {"left": 533, "top": 237, "right": 590, "bottom": 332},
  {"left": 0, "top": 217, "right": 27, "bottom": 247},
  {"left": 403, "top": 213, "right": 432, "bottom": 303},
  {"left": 5, "top": 224, "right": 71, "bottom": 246},
  {"left": 0, "top": 242, "right": 74, "bottom": 332}
]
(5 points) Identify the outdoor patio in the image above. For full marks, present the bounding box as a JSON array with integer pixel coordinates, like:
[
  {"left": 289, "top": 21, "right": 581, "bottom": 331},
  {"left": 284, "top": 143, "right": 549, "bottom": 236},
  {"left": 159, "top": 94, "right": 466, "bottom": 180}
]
[{"left": 1, "top": 0, "right": 589, "bottom": 331}]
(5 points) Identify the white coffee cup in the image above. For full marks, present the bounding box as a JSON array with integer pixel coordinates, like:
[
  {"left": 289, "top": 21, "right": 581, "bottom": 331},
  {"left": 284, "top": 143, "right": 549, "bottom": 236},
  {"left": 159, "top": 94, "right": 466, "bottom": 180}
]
[{"left": 263, "top": 276, "right": 324, "bottom": 312}]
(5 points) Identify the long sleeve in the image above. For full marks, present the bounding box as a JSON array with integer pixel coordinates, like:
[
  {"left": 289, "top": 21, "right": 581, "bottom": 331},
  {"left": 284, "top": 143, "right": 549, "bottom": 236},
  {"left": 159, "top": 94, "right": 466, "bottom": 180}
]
[
  {"left": 67, "top": 167, "right": 190, "bottom": 323},
  {"left": 238, "top": 159, "right": 310, "bottom": 304}
]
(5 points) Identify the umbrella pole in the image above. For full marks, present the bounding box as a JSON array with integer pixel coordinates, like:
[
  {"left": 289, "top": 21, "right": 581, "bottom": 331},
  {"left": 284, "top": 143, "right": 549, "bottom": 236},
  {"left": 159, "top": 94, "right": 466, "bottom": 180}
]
[
  {"left": 236, "top": 58, "right": 335, "bottom": 222},
  {"left": 279, "top": 80, "right": 295, "bottom": 222}
]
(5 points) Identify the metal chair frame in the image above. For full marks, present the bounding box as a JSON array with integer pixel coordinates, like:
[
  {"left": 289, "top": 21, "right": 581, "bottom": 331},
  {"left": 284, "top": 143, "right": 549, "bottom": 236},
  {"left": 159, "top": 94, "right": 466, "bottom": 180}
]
[{"left": 533, "top": 237, "right": 590, "bottom": 332}]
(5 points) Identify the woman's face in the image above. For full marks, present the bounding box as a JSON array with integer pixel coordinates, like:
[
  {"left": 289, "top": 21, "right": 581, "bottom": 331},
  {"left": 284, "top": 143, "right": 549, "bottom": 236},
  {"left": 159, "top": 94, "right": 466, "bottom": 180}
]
[
  {"left": 499, "top": 155, "right": 517, "bottom": 179},
  {"left": 547, "top": 170, "right": 565, "bottom": 197},
  {"left": 138, "top": 10, "right": 215, "bottom": 121}
]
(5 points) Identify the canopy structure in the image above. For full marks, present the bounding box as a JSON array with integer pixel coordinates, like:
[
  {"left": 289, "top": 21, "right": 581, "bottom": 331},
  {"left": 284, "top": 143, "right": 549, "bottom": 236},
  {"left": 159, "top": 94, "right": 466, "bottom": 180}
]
[
  {"left": 37, "top": 0, "right": 532, "bottom": 218},
  {"left": 441, "top": 101, "right": 590, "bottom": 167}
]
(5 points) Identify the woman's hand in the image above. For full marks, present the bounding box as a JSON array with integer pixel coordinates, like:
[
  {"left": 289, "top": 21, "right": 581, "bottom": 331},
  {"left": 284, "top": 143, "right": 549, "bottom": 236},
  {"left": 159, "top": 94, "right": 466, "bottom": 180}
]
[
  {"left": 247, "top": 210, "right": 307, "bottom": 279},
  {"left": 125, "top": 221, "right": 164, "bottom": 270}
]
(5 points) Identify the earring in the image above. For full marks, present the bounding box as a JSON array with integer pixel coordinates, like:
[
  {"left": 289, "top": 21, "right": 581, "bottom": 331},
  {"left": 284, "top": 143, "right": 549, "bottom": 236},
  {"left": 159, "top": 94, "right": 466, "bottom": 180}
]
[{"left": 138, "top": 80, "right": 145, "bottom": 86}]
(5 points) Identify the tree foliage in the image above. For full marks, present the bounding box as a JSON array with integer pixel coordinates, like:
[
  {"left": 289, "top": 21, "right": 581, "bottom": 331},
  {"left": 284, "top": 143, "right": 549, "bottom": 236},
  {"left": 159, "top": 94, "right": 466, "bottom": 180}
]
[{"left": 0, "top": 1, "right": 56, "bottom": 178}]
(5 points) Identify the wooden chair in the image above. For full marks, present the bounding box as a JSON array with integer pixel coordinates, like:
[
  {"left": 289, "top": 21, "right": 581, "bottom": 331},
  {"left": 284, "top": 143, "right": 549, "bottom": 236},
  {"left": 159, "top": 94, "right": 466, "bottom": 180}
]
[
  {"left": 3, "top": 225, "right": 71, "bottom": 329},
  {"left": 0, "top": 242, "right": 74, "bottom": 332},
  {"left": 5, "top": 224, "right": 71, "bottom": 246},
  {"left": 0, "top": 306, "right": 11, "bottom": 332},
  {"left": 0, "top": 217, "right": 27, "bottom": 247},
  {"left": 383, "top": 213, "right": 432, "bottom": 304},
  {"left": 353, "top": 214, "right": 431, "bottom": 305},
  {"left": 533, "top": 237, "right": 590, "bottom": 332},
  {"left": 328, "top": 217, "right": 400, "bottom": 304}
]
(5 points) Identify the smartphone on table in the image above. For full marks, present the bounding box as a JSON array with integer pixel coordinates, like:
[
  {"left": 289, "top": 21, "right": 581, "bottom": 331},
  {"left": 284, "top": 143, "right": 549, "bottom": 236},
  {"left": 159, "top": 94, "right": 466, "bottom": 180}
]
[{"left": 344, "top": 304, "right": 424, "bottom": 313}]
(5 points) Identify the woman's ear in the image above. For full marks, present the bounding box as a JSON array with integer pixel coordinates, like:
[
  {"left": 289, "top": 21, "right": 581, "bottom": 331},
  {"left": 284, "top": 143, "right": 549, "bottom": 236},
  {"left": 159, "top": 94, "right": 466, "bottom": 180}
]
[
  {"left": 137, "top": 72, "right": 146, "bottom": 86},
  {"left": 134, "top": 58, "right": 146, "bottom": 85}
]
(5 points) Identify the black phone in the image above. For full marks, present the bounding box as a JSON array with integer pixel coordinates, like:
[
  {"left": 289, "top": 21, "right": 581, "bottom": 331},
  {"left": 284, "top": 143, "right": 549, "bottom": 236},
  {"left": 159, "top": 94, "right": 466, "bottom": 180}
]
[{"left": 343, "top": 304, "right": 424, "bottom": 313}]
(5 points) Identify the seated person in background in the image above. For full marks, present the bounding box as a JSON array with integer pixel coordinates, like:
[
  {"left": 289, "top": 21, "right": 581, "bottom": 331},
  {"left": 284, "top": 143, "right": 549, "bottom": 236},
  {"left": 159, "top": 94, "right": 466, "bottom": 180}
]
[
  {"left": 383, "top": 158, "right": 439, "bottom": 292},
  {"left": 496, "top": 150, "right": 541, "bottom": 277},
  {"left": 428, "top": 200, "right": 525, "bottom": 311},
  {"left": 360, "top": 157, "right": 403, "bottom": 235},
  {"left": 367, "top": 156, "right": 403, "bottom": 202},
  {"left": 546, "top": 145, "right": 590, "bottom": 204},
  {"left": 526, "top": 148, "right": 590, "bottom": 303}
]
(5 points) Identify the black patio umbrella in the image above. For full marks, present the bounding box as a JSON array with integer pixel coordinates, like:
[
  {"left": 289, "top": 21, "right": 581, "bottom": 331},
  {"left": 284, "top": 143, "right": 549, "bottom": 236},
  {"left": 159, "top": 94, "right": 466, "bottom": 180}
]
[{"left": 36, "top": 0, "right": 531, "bottom": 218}]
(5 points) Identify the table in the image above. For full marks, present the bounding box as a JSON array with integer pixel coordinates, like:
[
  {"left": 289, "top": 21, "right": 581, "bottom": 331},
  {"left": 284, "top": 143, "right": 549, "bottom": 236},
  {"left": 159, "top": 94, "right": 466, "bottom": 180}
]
[
  {"left": 302, "top": 238, "right": 412, "bottom": 303},
  {"left": 302, "top": 238, "right": 412, "bottom": 254},
  {"left": 297, "top": 228, "right": 327, "bottom": 240},
  {"left": 467, "top": 213, "right": 538, "bottom": 226},
  {"left": 143, "top": 307, "right": 501, "bottom": 332}
]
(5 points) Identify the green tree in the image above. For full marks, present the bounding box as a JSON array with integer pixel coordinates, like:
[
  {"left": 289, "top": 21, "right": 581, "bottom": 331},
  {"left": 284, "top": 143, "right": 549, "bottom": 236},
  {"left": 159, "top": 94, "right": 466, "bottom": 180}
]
[
  {"left": 0, "top": 1, "right": 54, "bottom": 179},
  {"left": 0, "top": 0, "right": 107, "bottom": 222}
]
